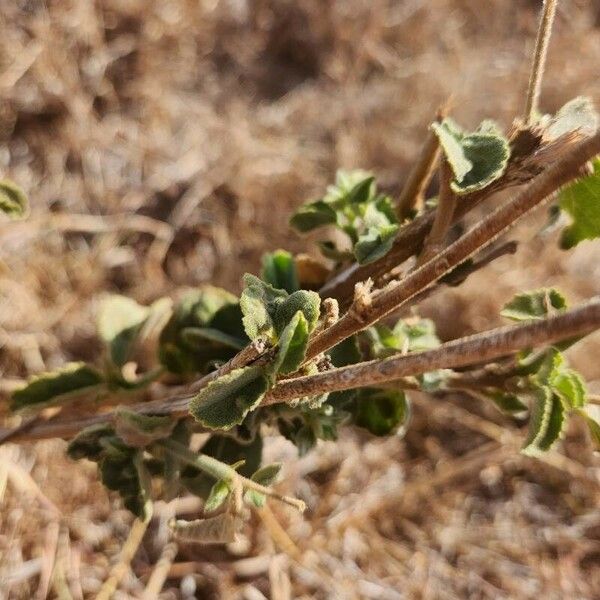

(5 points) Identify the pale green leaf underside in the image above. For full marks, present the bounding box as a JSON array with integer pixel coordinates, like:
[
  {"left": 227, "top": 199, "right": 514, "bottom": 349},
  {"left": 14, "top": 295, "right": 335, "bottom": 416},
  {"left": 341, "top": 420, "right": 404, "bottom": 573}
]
[
  {"left": 545, "top": 96, "right": 598, "bottom": 140},
  {"left": 204, "top": 479, "right": 231, "bottom": 512},
  {"left": 272, "top": 311, "right": 310, "bottom": 375}
]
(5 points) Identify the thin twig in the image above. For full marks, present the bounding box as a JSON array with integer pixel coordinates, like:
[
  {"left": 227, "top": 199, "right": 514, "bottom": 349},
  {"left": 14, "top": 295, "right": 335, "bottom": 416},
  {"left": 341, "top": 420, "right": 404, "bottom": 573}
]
[
  {"left": 396, "top": 102, "right": 448, "bottom": 220},
  {"left": 142, "top": 542, "right": 178, "bottom": 600},
  {"left": 524, "top": 0, "right": 559, "bottom": 124},
  {"left": 96, "top": 514, "right": 152, "bottom": 600},
  {"left": 265, "top": 296, "right": 600, "bottom": 403},
  {"left": 416, "top": 158, "right": 456, "bottom": 266},
  {"left": 306, "top": 129, "right": 600, "bottom": 359}
]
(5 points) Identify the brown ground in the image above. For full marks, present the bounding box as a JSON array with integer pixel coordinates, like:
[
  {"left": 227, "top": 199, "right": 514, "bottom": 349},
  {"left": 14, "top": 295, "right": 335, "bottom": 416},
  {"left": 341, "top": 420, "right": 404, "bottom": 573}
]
[{"left": 1, "top": 1, "right": 600, "bottom": 598}]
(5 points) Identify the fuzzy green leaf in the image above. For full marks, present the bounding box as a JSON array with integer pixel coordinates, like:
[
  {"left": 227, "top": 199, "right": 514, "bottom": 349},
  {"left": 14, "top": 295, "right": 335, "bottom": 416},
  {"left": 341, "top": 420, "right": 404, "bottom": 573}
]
[
  {"left": 261, "top": 250, "right": 299, "bottom": 293},
  {"left": 244, "top": 463, "right": 282, "bottom": 508},
  {"left": 347, "top": 176, "right": 376, "bottom": 204},
  {"left": 550, "top": 367, "right": 587, "bottom": 409},
  {"left": 114, "top": 408, "right": 177, "bottom": 448},
  {"left": 352, "top": 388, "right": 410, "bottom": 437},
  {"left": 272, "top": 311, "right": 309, "bottom": 375},
  {"left": 273, "top": 289, "right": 321, "bottom": 336},
  {"left": 240, "top": 274, "right": 287, "bottom": 341},
  {"left": 180, "top": 327, "right": 246, "bottom": 351},
  {"left": 11, "top": 362, "right": 104, "bottom": 412},
  {"left": 67, "top": 424, "right": 116, "bottom": 461},
  {"left": 0, "top": 179, "right": 28, "bottom": 219},
  {"left": 189, "top": 366, "right": 269, "bottom": 430},
  {"left": 289, "top": 200, "right": 337, "bottom": 232},
  {"left": 170, "top": 513, "right": 238, "bottom": 544},
  {"left": 354, "top": 223, "right": 399, "bottom": 265},
  {"left": 522, "top": 386, "right": 565, "bottom": 455},
  {"left": 97, "top": 295, "right": 150, "bottom": 367},
  {"left": 204, "top": 479, "right": 231, "bottom": 512},
  {"left": 159, "top": 288, "right": 242, "bottom": 374},
  {"left": 485, "top": 390, "right": 528, "bottom": 414},
  {"left": 501, "top": 288, "right": 567, "bottom": 322},
  {"left": 432, "top": 119, "right": 510, "bottom": 195},
  {"left": 558, "top": 159, "right": 600, "bottom": 249}
]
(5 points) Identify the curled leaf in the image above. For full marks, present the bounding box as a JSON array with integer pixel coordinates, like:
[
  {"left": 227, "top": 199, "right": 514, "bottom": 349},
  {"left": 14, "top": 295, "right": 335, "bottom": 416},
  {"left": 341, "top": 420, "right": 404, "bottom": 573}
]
[
  {"left": 432, "top": 119, "right": 510, "bottom": 194},
  {"left": 0, "top": 179, "right": 28, "bottom": 219},
  {"left": 97, "top": 295, "right": 150, "bottom": 367},
  {"left": 240, "top": 274, "right": 286, "bottom": 341},
  {"left": 522, "top": 386, "right": 565, "bottom": 455},
  {"left": 114, "top": 408, "right": 177, "bottom": 448},
  {"left": 272, "top": 311, "right": 309, "bottom": 375},
  {"left": 273, "top": 290, "right": 321, "bottom": 336},
  {"left": 170, "top": 512, "right": 239, "bottom": 544},
  {"left": 11, "top": 363, "right": 104, "bottom": 412},
  {"left": 189, "top": 366, "right": 269, "bottom": 430},
  {"left": 545, "top": 97, "right": 598, "bottom": 140}
]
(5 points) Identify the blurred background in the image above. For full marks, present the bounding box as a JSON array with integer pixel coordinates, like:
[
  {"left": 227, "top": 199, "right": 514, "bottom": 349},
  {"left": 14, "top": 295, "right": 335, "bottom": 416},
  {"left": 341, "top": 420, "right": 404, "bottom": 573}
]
[{"left": 1, "top": 1, "right": 600, "bottom": 598}]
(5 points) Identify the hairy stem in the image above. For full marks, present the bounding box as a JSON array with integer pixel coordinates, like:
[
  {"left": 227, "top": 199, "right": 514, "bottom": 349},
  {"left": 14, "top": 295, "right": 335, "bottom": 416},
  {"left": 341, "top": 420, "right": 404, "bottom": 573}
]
[
  {"left": 306, "top": 129, "right": 600, "bottom": 359},
  {"left": 525, "top": 0, "right": 559, "bottom": 124},
  {"left": 396, "top": 103, "right": 448, "bottom": 220},
  {"left": 265, "top": 296, "right": 600, "bottom": 403},
  {"left": 159, "top": 439, "right": 306, "bottom": 512}
]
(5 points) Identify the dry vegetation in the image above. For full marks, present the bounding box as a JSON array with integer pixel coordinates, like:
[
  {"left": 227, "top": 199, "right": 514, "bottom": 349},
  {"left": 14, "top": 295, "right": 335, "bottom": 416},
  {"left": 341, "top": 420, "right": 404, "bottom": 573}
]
[{"left": 1, "top": 1, "right": 600, "bottom": 598}]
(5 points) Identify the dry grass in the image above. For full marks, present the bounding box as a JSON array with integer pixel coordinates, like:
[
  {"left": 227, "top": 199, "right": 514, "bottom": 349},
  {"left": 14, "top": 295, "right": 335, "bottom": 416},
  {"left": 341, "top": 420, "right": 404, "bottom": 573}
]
[{"left": 1, "top": 0, "right": 600, "bottom": 598}]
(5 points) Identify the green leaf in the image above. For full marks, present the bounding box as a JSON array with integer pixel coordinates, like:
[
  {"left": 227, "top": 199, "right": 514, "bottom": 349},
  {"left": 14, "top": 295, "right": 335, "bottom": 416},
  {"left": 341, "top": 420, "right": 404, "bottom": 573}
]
[
  {"left": 289, "top": 200, "right": 337, "bottom": 232},
  {"left": 244, "top": 463, "right": 282, "bottom": 508},
  {"left": 204, "top": 479, "right": 231, "bottom": 512},
  {"left": 11, "top": 363, "right": 104, "bottom": 412},
  {"left": 545, "top": 97, "right": 598, "bottom": 140},
  {"left": 501, "top": 288, "right": 567, "bottom": 321},
  {"left": 159, "top": 288, "right": 242, "bottom": 374},
  {"left": 0, "top": 179, "right": 28, "bottom": 219},
  {"left": 577, "top": 409, "right": 600, "bottom": 451},
  {"left": 272, "top": 311, "right": 309, "bottom": 375},
  {"left": 354, "top": 223, "right": 399, "bottom": 265},
  {"left": 239, "top": 274, "right": 287, "bottom": 341},
  {"left": 180, "top": 327, "right": 246, "bottom": 351},
  {"left": 484, "top": 390, "right": 528, "bottom": 414},
  {"left": 170, "top": 513, "right": 238, "bottom": 544},
  {"left": 189, "top": 366, "right": 270, "bottom": 430},
  {"left": 261, "top": 250, "right": 299, "bottom": 293},
  {"left": 273, "top": 289, "right": 321, "bottom": 336},
  {"left": 558, "top": 159, "right": 600, "bottom": 249},
  {"left": 432, "top": 119, "right": 510, "bottom": 195},
  {"left": 351, "top": 388, "right": 411, "bottom": 437},
  {"left": 67, "top": 424, "right": 116, "bottom": 461},
  {"left": 97, "top": 295, "right": 150, "bottom": 367},
  {"left": 392, "top": 318, "right": 440, "bottom": 352},
  {"left": 347, "top": 176, "right": 376, "bottom": 204},
  {"left": 114, "top": 408, "right": 177, "bottom": 448},
  {"left": 522, "top": 386, "right": 565, "bottom": 455},
  {"left": 550, "top": 367, "right": 587, "bottom": 409}
]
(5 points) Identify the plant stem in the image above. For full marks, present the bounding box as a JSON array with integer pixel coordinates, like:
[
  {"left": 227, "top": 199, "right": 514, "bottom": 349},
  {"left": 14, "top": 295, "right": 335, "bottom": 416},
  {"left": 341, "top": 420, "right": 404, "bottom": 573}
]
[
  {"left": 306, "top": 129, "right": 600, "bottom": 359},
  {"left": 525, "top": 0, "right": 559, "bottom": 124},
  {"left": 416, "top": 158, "right": 456, "bottom": 266},
  {"left": 158, "top": 439, "right": 306, "bottom": 512},
  {"left": 396, "top": 102, "right": 448, "bottom": 220},
  {"left": 265, "top": 296, "right": 600, "bottom": 403}
]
